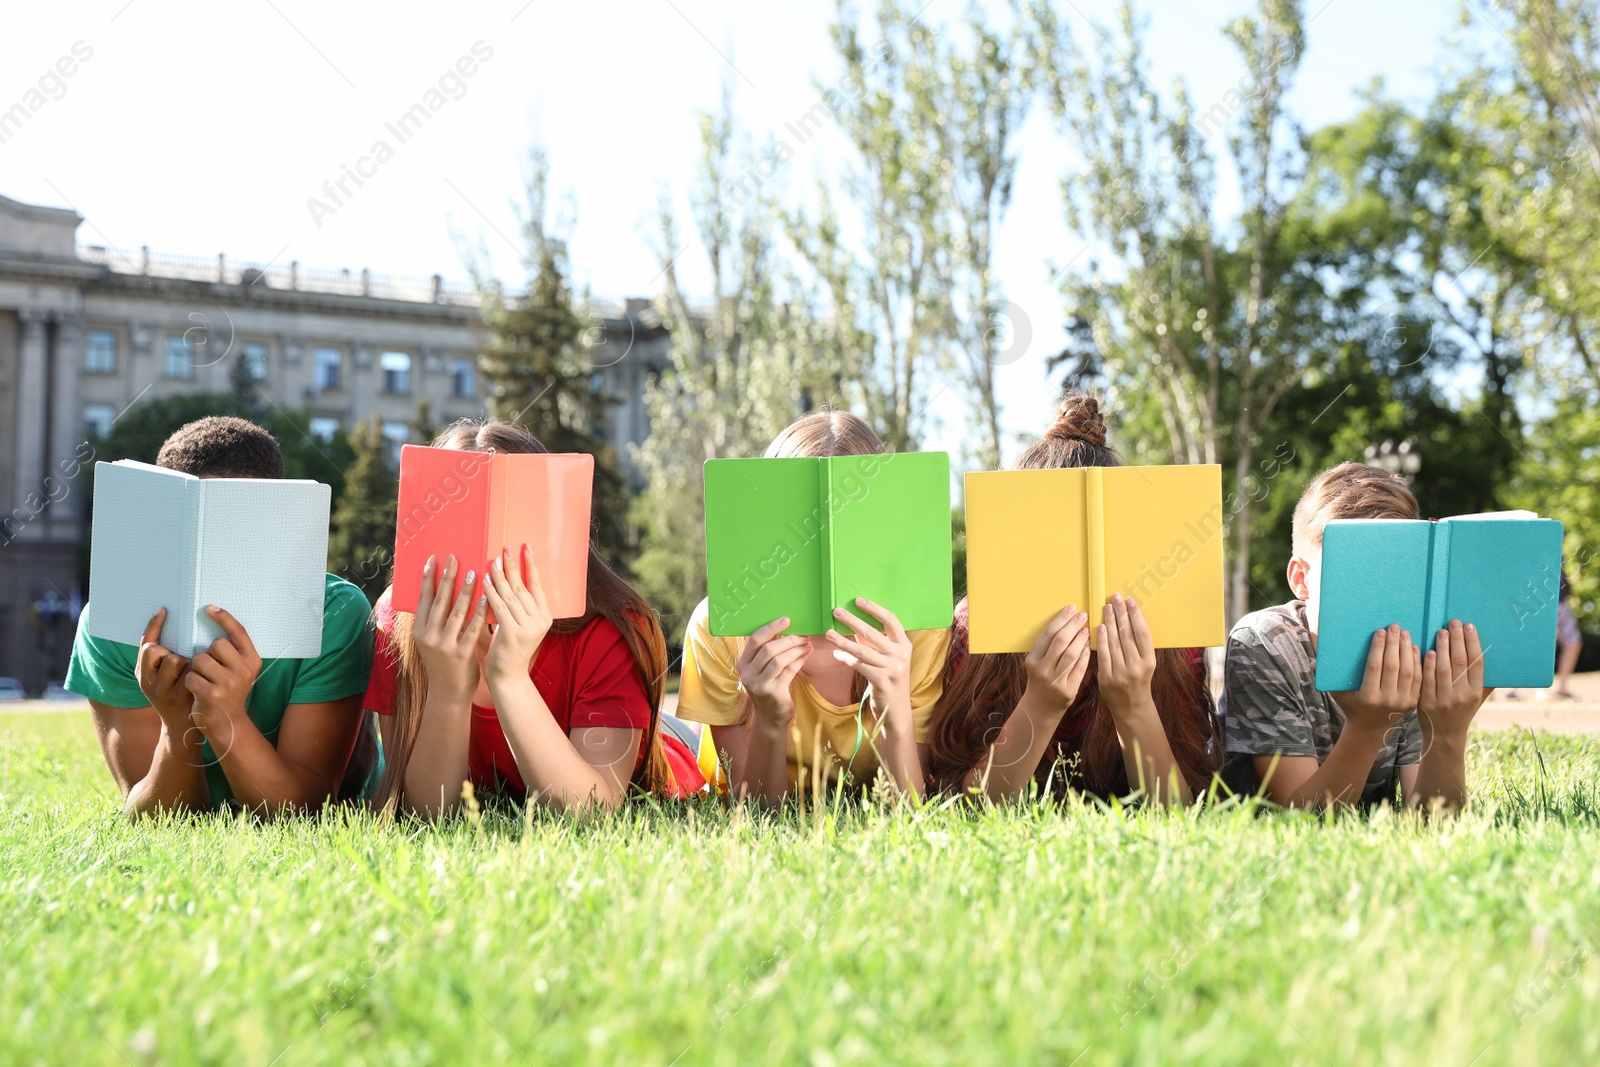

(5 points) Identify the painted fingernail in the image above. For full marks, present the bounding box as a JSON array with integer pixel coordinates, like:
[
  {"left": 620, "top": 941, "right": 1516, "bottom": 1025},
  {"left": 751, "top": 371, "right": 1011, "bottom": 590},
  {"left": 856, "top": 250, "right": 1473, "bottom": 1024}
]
[
  {"left": 425, "top": 555, "right": 435, "bottom": 571},
  {"left": 465, "top": 571, "right": 474, "bottom": 584}
]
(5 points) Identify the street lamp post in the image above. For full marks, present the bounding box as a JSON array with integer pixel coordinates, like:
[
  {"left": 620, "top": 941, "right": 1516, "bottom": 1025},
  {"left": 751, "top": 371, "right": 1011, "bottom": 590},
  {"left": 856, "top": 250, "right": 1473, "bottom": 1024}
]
[{"left": 1364, "top": 438, "right": 1421, "bottom": 484}]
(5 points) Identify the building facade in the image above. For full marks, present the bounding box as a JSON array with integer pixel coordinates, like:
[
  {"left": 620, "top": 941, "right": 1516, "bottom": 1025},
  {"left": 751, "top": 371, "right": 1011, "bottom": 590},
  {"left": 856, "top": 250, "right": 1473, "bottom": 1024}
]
[{"left": 0, "top": 192, "right": 669, "bottom": 693}]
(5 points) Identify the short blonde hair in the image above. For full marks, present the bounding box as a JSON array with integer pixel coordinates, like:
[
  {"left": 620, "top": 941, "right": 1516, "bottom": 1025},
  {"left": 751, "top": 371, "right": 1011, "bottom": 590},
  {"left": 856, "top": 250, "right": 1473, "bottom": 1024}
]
[{"left": 1292, "top": 461, "right": 1418, "bottom": 557}]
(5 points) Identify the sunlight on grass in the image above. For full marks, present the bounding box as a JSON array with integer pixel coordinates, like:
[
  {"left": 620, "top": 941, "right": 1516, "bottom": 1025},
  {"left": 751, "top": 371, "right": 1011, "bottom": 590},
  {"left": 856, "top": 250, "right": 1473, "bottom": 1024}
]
[{"left": 3, "top": 711, "right": 1600, "bottom": 1066}]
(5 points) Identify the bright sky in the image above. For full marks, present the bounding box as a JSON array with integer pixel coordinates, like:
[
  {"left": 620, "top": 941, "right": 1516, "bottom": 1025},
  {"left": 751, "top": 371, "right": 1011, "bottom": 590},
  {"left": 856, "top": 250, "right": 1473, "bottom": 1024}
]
[{"left": 1, "top": 0, "right": 1476, "bottom": 462}]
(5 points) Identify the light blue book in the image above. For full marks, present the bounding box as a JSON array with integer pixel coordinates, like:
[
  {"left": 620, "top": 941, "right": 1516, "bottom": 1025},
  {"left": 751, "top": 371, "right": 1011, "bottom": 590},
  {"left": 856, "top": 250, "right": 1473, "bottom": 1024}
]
[
  {"left": 87, "top": 460, "right": 331, "bottom": 658},
  {"left": 1314, "top": 512, "right": 1565, "bottom": 692}
]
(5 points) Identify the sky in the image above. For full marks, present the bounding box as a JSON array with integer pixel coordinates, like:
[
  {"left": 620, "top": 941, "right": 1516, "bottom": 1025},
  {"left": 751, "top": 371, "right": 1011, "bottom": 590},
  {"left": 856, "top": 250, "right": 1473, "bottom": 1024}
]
[{"left": 0, "top": 0, "right": 1479, "bottom": 463}]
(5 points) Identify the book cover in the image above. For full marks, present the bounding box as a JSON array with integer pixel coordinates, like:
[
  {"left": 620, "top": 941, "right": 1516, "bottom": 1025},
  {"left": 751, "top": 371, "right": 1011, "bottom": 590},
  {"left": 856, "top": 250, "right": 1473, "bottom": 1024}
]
[
  {"left": 86, "top": 460, "right": 330, "bottom": 658},
  {"left": 390, "top": 445, "right": 592, "bottom": 617},
  {"left": 703, "top": 451, "right": 953, "bottom": 637},
  {"left": 1314, "top": 514, "right": 1565, "bottom": 691},
  {"left": 964, "top": 464, "right": 1226, "bottom": 653}
]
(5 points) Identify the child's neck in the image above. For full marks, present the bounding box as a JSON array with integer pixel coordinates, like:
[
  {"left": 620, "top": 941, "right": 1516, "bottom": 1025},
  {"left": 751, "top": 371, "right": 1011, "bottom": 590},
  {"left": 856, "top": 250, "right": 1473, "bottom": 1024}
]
[{"left": 799, "top": 645, "right": 857, "bottom": 707}]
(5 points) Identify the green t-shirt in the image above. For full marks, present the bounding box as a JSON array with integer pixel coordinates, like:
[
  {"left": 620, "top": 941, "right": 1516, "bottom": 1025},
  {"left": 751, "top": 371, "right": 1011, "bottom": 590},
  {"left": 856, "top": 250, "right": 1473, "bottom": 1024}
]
[{"left": 65, "top": 574, "right": 377, "bottom": 808}]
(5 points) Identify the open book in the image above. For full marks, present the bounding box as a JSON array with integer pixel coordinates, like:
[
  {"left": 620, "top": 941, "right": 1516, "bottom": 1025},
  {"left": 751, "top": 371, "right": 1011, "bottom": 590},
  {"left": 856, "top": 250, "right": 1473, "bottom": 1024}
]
[
  {"left": 703, "top": 451, "right": 953, "bottom": 636},
  {"left": 87, "top": 460, "right": 330, "bottom": 658},
  {"left": 390, "top": 445, "right": 593, "bottom": 617},
  {"left": 964, "top": 464, "right": 1226, "bottom": 653},
  {"left": 1314, "top": 512, "right": 1565, "bottom": 691}
]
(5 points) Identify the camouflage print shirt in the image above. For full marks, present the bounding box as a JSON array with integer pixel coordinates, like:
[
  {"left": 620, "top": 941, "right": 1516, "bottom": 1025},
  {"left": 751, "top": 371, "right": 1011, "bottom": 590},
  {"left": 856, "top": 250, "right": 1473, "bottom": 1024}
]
[{"left": 1219, "top": 601, "right": 1420, "bottom": 807}]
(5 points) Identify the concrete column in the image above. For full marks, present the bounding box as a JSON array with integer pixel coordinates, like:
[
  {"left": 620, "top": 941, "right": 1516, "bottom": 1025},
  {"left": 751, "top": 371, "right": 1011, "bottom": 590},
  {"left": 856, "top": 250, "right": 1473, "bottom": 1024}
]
[
  {"left": 49, "top": 312, "right": 84, "bottom": 506},
  {"left": 14, "top": 308, "right": 48, "bottom": 515}
]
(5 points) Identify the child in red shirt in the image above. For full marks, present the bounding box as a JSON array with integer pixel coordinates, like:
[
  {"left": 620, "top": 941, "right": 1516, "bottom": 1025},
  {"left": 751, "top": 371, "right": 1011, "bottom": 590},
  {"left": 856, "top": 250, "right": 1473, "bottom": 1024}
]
[{"left": 365, "top": 420, "right": 701, "bottom": 815}]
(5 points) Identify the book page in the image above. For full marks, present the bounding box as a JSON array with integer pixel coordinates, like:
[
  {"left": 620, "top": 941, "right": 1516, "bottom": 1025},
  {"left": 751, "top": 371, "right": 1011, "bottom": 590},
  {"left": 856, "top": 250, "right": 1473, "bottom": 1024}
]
[
  {"left": 192, "top": 479, "right": 331, "bottom": 659},
  {"left": 1099, "top": 464, "right": 1227, "bottom": 649},
  {"left": 86, "top": 461, "right": 199, "bottom": 649},
  {"left": 391, "top": 445, "right": 495, "bottom": 612},
  {"left": 1440, "top": 517, "right": 1565, "bottom": 688},
  {"left": 827, "top": 451, "right": 952, "bottom": 634},
  {"left": 703, "top": 457, "right": 829, "bottom": 636},
  {"left": 491, "top": 452, "right": 593, "bottom": 620},
  {"left": 964, "top": 468, "right": 1091, "bottom": 654},
  {"left": 1313, "top": 520, "right": 1431, "bottom": 691}
]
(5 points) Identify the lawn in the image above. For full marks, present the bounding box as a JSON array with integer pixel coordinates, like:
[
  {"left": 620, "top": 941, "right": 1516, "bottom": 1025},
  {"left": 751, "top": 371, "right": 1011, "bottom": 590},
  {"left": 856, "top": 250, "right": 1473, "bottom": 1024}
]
[{"left": 4, "top": 712, "right": 1600, "bottom": 1067}]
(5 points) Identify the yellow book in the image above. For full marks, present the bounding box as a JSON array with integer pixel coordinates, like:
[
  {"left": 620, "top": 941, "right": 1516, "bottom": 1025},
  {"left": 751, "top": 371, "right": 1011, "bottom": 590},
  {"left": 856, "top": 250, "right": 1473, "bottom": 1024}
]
[{"left": 964, "top": 464, "right": 1226, "bottom": 653}]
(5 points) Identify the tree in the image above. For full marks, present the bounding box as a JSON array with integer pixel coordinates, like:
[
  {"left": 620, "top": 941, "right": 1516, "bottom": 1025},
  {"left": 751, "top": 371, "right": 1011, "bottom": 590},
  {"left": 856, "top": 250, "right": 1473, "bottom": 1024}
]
[
  {"left": 1032, "top": 0, "right": 1311, "bottom": 621},
  {"left": 787, "top": 3, "right": 955, "bottom": 453},
  {"left": 631, "top": 104, "right": 842, "bottom": 636},
  {"left": 475, "top": 150, "right": 632, "bottom": 569},
  {"left": 792, "top": 1, "right": 1038, "bottom": 470},
  {"left": 327, "top": 416, "right": 398, "bottom": 603}
]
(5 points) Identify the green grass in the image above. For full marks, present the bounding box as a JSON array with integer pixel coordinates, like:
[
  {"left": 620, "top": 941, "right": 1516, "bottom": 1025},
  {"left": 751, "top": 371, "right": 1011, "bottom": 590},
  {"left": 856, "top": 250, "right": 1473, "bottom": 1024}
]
[{"left": 5, "top": 713, "right": 1600, "bottom": 1066}]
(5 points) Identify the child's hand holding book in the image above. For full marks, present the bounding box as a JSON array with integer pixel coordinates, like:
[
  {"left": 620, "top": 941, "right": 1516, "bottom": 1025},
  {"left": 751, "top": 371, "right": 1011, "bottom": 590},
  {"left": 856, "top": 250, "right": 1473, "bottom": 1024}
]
[
  {"left": 825, "top": 598, "right": 915, "bottom": 739},
  {"left": 135, "top": 607, "right": 195, "bottom": 729},
  {"left": 735, "top": 619, "right": 812, "bottom": 728},
  {"left": 483, "top": 544, "right": 554, "bottom": 686},
  {"left": 1330, "top": 625, "right": 1422, "bottom": 734},
  {"left": 185, "top": 606, "right": 264, "bottom": 734},
  {"left": 413, "top": 554, "right": 490, "bottom": 705},
  {"left": 1418, "top": 620, "right": 1492, "bottom": 741}
]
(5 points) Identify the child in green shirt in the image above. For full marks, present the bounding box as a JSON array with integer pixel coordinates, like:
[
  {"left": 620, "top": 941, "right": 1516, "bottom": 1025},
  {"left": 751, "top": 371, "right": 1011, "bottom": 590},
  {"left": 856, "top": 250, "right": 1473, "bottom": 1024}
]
[{"left": 65, "top": 416, "right": 377, "bottom": 815}]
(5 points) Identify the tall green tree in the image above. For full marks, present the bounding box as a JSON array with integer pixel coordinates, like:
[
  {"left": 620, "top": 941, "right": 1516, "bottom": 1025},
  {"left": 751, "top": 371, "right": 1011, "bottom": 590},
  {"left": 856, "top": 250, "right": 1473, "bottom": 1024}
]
[
  {"left": 327, "top": 416, "right": 398, "bottom": 603},
  {"left": 631, "top": 104, "right": 841, "bottom": 636},
  {"left": 1032, "top": 0, "right": 1310, "bottom": 620},
  {"left": 475, "top": 150, "right": 631, "bottom": 568}
]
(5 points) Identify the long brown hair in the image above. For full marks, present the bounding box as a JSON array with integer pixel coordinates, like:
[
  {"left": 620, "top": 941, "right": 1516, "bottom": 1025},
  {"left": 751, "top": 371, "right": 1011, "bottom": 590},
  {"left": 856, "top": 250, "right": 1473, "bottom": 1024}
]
[
  {"left": 372, "top": 419, "right": 672, "bottom": 811},
  {"left": 929, "top": 394, "right": 1220, "bottom": 799}
]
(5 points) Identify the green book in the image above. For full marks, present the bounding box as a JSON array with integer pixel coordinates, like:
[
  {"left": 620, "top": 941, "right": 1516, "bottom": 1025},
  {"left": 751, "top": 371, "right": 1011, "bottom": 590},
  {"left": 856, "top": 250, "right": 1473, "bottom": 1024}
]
[{"left": 703, "top": 452, "right": 954, "bottom": 636}]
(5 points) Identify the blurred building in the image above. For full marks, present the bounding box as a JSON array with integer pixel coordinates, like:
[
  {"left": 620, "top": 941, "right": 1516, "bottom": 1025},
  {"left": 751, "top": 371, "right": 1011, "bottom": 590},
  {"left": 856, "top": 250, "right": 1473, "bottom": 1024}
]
[{"left": 0, "top": 192, "right": 669, "bottom": 693}]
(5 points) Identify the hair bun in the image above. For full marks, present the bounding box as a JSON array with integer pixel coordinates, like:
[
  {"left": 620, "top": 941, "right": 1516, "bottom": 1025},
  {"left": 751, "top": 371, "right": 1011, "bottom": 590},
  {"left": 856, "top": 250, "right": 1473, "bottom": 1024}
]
[{"left": 1046, "top": 394, "right": 1107, "bottom": 447}]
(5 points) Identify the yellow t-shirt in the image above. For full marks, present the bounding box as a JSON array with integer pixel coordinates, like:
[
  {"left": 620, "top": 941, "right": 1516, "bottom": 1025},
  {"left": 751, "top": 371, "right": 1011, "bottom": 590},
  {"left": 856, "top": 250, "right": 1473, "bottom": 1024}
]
[{"left": 677, "top": 597, "right": 951, "bottom": 790}]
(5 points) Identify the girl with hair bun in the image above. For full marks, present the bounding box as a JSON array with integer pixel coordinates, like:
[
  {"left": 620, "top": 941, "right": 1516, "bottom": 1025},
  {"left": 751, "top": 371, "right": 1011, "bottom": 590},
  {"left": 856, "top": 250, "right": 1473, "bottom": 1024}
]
[{"left": 927, "top": 394, "right": 1221, "bottom": 804}]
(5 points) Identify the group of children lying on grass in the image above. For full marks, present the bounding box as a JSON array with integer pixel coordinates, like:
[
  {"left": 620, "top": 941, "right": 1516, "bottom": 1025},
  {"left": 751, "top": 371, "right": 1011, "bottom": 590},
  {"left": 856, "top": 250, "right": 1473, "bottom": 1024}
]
[{"left": 66, "top": 394, "right": 1495, "bottom": 819}]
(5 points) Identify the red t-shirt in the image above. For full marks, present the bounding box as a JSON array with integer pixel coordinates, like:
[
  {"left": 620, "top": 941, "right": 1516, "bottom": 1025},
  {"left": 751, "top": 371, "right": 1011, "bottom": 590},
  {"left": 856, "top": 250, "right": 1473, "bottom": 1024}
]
[{"left": 364, "top": 588, "right": 653, "bottom": 798}]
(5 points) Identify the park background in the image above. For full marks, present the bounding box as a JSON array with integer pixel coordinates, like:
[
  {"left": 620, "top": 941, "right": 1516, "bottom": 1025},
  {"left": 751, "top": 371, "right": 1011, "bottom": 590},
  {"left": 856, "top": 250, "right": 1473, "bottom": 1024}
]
[{"left": 3, "top": 0, "right": 1597, "bottom": 672}]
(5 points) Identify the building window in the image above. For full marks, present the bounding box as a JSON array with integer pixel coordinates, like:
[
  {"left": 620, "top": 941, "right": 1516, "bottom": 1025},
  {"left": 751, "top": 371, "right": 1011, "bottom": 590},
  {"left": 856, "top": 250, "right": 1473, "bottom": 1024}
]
[
  {"left": 308, "top": 417, "right": 341, "bottom": 443},
  {"left": 381, "top": 351, "right": 411, "bottom": 394},
  {"left": 83, "top": 404, "right": 116, "bottom": 440},
  {"left": 382, "top": 421, "right": 410, "bottom": 465},
  {"left": 240, "top": 342, "right": 268, "bottom": 382},
  {"left": 165, "top": 337, "right": 195, "bottom": 379},
  {"left": 314, "top": 347, "right": 342, "bottom": 391},
  {"left": 85, "top": 330, "right": 117, "bottom": 374},
  {"left": 449, "top": 358, "right": 476, "bottom": 398}
]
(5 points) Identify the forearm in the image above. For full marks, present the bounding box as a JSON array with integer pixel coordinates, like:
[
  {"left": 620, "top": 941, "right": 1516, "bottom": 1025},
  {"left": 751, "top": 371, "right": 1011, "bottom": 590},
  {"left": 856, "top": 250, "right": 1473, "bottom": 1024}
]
[
  {"left": 732, "top": 714, "right": 793, "bottom": 806},
  {"left": 1407, "top": 728, "right": 1469, "bottom": 812},
  {"left": 966, "top": 695, "right": 1069, "bottom": 801},
  {"left": 1109, "top": 697, "right": 1191, "bottom": 805},
  {"left": 402, "top": 692, "right": 474, "bottom": 818},
  {"left": 490, "top": 673, "right": 625, "bottom": 813},
  {"left": 1273, "top": 724, "right": 1387, "bottom": 808},
  {"left": 207, "top": 715, "right": 337, "bottom": 815},
  {"left": 875, "top": 719, "right": 924, "bottom": 800},
  {"left": 125, "top": 722, "right": 211, "bottom": 817}
]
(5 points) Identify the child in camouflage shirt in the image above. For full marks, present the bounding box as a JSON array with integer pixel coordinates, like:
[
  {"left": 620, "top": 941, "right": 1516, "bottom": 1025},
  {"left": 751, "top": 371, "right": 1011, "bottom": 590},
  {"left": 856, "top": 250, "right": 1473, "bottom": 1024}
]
[{"left": 1220, "top": 462, "right": 1492, "bottom": 809}]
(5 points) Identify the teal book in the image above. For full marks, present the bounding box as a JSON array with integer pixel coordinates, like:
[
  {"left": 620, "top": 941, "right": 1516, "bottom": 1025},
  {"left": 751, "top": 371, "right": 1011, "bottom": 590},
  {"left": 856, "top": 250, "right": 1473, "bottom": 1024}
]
[
  {"left": 1314, "top": 513, "right": 1565, "bottom": 692},
  {"left": 703, "top": 452, "right": 954, "bottom": 636}
]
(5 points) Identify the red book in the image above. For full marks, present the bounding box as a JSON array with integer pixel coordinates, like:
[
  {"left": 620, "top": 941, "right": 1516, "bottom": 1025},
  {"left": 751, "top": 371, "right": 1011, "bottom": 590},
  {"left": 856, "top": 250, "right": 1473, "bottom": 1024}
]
[{"left": 391, "top": 445, "right": 593, "bottom": 617}]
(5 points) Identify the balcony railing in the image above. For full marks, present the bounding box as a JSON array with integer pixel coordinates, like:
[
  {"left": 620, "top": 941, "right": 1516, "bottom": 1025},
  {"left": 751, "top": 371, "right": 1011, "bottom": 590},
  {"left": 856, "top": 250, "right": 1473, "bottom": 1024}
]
[{"left": 76, "top": 244, "right": 489, "bottom": 307}]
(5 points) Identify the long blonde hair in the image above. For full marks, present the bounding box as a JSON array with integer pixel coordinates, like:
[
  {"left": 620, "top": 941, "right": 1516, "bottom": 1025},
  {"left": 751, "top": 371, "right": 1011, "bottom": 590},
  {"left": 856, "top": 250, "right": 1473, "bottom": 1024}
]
[{"left": 372, "top": 419, "right": 672, "bottom": 812}]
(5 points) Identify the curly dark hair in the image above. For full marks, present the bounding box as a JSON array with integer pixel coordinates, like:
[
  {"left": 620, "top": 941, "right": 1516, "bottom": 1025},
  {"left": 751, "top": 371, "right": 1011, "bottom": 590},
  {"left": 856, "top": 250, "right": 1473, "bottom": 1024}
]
[{"left": 156, "top": 416, "right": 284, "bottom": 479}]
